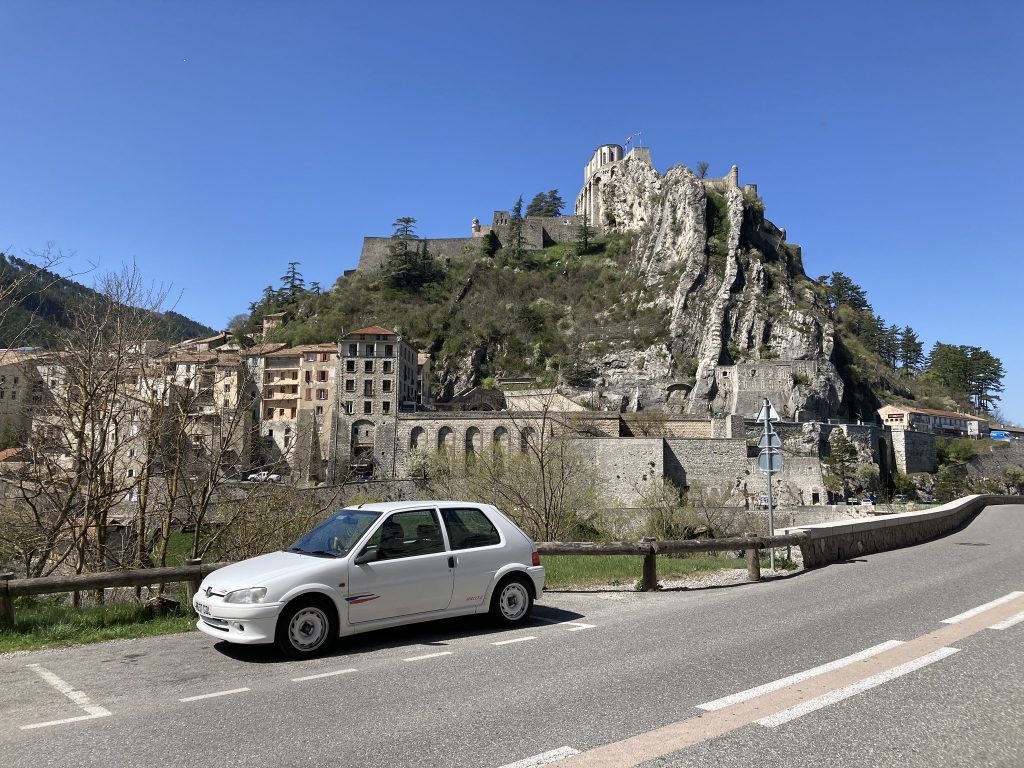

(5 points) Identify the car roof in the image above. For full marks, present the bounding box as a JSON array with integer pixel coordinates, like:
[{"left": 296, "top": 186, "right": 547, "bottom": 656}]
[{"left": 344, "top": 500, "right": 496, "bottom": 513}]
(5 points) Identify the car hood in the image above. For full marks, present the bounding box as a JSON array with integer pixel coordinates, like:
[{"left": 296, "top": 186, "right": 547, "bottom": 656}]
[{"left": 201, "top": 551, "right": 341, "bottom": 595}]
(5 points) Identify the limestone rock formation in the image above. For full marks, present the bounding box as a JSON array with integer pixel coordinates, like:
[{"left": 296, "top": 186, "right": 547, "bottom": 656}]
[{"left": 582, "top": 150, "right": 843, "bottom": 419}]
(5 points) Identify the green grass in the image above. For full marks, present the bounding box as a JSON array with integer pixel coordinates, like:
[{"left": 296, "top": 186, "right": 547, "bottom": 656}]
[
  {"left": 542, "top": 553, "right": 746, "bottom": 589},
  {"left": 0, "top": 594, "right": 196, "bottom": 653}
]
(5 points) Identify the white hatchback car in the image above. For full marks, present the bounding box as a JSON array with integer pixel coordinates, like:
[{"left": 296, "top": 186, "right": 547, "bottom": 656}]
[{"left": 193, "top": 501, "right": 545, "bottom": 658}]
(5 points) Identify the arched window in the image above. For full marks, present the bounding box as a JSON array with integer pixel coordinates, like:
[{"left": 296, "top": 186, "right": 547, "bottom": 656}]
[
  {"left": 465, "top": 426, "right": 482, "bottom": 455},
  {"left": 410, "top": 427, "right": 426, "bottom": 450},
  {"left": 492, "top": 426, "right": 509, "bottom": 452},
  {"left": 438, "top": 426, "right": 453, "bottom": 450},
  {"left": 520, "top": 426, "right": 535, "bottom": 453}
]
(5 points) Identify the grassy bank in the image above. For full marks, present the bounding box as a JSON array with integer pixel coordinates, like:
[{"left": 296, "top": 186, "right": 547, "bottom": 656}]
[
  {"left": 0, "top": 595, "right": 196, "bottom": 654},
  {"left": 542, "top": 553, "right": 746, "bottom": 589}
]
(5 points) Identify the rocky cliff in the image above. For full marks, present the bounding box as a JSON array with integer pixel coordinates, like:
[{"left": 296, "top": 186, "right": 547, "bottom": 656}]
[{"left": 584, "top": 153, "right": 843, "bottom": 418}]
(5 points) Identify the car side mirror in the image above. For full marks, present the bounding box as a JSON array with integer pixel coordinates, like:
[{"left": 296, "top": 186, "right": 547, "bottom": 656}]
[{"left": 354, "top": 548, "right": 378, "bottom": 565}]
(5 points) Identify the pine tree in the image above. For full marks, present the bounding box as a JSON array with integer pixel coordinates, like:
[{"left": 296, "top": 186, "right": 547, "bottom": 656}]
[
  {"left": 576, "top": 209, "right": 594, "bottom": 255},
  {"left": 507, "top": 196, "right": 525, "bottom": 259},
  {"left": 898, "top": 325, "right": 924, "bottom": 374}
]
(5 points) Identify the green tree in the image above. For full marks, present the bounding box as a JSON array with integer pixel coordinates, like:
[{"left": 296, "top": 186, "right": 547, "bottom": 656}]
[
  {"left": 381, "top": 217, "right": 443, "bottom": 290},
  {"left": 575, "top": 209, "right": 594, "bottom": 255},
  {"left": 933, "top": 465, "right": 967, "bottom": 503},
  {"left": 696, "top": 161, "right": 710, "bottom": 179},
  {"left": 820, "top": 272, "right": 870, "bottom": 312},
  {"left": 877, "top": 323, "right": 900, "bottom": 371},
  {"left": 898, "top": 325, "right": 924, "bottom": 374},
  {"left": 480, "top": 230, "right": 500, "bottom": 258},
  {"left": 525, "top": 189, "right": 565, "bottom": 218},
  {"left": 1004, "top": 466, "right": 1024, "bottom": 494},
  {"left": 507, "top": 197, "right": 525, "bottom": 259},
  {"left": 280, "top": 262, "right": 305, "bottom": 299},
  {"left": 822, "top": 429, "right": 859, "bottom": 499},
  {"left": 925, "top": 343, "right": 1005, "bottom": 413}
]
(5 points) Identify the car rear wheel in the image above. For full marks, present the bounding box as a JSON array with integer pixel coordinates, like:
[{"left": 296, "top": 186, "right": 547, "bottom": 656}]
[
  {"left": 489, "top": 574, "right": 533, "bottom": 628},
  {"left": 275, "top": 596, "right": 337, "bottom": 659}
]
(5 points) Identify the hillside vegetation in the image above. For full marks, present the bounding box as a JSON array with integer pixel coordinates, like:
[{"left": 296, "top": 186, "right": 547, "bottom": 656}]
[{"left": 0, "top": 253, "right": 216, "bottom": 346}]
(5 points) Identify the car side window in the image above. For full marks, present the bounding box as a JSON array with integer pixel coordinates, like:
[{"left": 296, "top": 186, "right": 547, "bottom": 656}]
[
  {"left": 441, "top": 507, "right": 501, "bottom": 550},
  {"left": 362, "top": 509, "right": 445, "bottom": 560}
]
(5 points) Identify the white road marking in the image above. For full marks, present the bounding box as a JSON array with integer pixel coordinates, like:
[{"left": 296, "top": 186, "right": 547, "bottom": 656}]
[
  {"left": 990, "top": 610, "right": 1024, "bottom": 630},
  {"left": 491, "top": 635, "right": 537, "bottom": 646},
  {"left": 697, "top": 640, "right": 905, "bottom": 711},
  {"left": 20, "top": 664, "right": 111, "bottom": 730},
  {"left": 291, "top": 668, "right": 358, "bottom": 682},
  {"left": 756, "top": 646, "right": 960, "bottom": 727},
  {"left": 179, "top": 687, "right": 250, "bottom": 702},
  {"left": 496, "top": 746, "right": 580, "bottom": 767},
  {"left": 533, "top": 617, "right": 596, "bottom": 631},
  {"left": 941, "top": 591, "right": 1024, "bottom": 624},
  {"left": 402, "top": 651, "right": 453, "bottom": 662}
]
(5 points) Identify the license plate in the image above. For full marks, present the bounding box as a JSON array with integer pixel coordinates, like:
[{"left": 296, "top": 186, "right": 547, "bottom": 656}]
[{"left": 195, "top": 601, "right": 212, "bottom": 616}]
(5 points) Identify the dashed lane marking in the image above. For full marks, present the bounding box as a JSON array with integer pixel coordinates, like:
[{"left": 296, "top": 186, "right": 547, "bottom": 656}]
[
  {"left": 697, "top": 640, "right": 905, "bottom": 711},
  {"left": 20, "top": 664, "right": 111, "bottom": 731},
  {"left": 491, "top": 636, "right": 537, "bottom": 646},
  {"left": 553, "top": 591, "right": 1024, "bottom": 767},
  {"left": 179, "top": 687, "right": 250, "bottom": 702},
  {"left": 291, "top": 668, "right": 358, "bottom": 682},
  {"left": 941, "top": 591, "right": 1024, "bottom": 624},
  {"left": 990, "top": 610, "right": 1024, "bottom": 630},
  {"left": 496, "top": 746, "right": 580, "bottom": 767},
  {"left": 402, "top": 651, "right": 453, "bottom": 662},
  {"left": 756, "top": 646, "right": 960, "bottom": 727}
]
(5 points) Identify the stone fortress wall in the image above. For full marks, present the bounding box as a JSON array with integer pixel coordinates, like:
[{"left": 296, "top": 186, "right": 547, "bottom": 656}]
[{"left": 890, "top": 428, "right": 938, "bottom": 474}]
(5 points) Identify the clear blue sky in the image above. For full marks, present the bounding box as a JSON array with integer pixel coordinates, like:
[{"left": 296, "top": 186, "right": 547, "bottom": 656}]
[{"left": 2, "top": 1, "right": 1022, "bottom": 423}]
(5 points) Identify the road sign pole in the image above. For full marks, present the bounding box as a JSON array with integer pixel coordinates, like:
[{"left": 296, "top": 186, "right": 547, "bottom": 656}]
[{"left": 770, "top": 409, "right": 774, "bottom": 573}]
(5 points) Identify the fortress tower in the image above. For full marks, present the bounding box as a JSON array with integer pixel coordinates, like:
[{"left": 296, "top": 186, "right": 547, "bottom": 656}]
[{"left": 575, "top": 143, "right": 651, "bottom": 227}]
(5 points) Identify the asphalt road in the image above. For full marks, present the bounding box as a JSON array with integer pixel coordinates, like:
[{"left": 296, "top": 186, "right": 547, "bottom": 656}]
[{"left": 1, "top": 504, "right": 1021, "bottom": 768}]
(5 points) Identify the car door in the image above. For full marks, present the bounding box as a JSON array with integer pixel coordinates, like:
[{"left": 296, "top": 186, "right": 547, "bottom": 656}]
[
  {"left": 347, "top": 508, "right": 454, "bottom": 624},
  {"left": 440, "top": 506, "right": 505, "bottom": 609}
]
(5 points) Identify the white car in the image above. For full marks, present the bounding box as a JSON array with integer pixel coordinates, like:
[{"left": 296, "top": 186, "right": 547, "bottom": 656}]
[
  {"left": 247, "top": 470, "right": 281, "bottom": 483},
  {"left": 193, "top": 501, "right": 545, "bottom": 658}
]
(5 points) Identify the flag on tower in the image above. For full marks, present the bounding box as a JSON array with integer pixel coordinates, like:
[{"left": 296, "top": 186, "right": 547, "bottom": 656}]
[{"left": 624, "top": 134, "right": 633, "bottom": 147}]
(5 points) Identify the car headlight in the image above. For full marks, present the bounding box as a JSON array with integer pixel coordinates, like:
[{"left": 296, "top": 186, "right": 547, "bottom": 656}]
[{"left": 223, "top": 587, "right": 268, "bottom": 604}]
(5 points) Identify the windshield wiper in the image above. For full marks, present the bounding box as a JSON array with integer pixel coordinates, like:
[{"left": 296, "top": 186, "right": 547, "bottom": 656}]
[{"left": 285, "top": 547, "right": 338, "bottom": 558}]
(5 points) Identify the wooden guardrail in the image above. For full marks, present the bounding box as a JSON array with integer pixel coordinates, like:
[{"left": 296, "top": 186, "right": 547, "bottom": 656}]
[
  {"left": 0, "top": 533, "right": 808, "bottom": 626},
  {"left": 538, "top": 532, "right": 809, "bottom": 592}
]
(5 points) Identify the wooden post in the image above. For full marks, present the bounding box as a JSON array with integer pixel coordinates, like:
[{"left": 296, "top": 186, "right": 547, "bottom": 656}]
[
  {"left": 185, "top": 559, "right": 203, "bottom": 613},
  {"left": 641, "top": 538, "right": 657, "bottom": 592},
  {"left": 1, "top": 573, "right": 15, "bottom": 627},
  {"left": 745, "top": 533, "right": 761, "bottom": 582}
]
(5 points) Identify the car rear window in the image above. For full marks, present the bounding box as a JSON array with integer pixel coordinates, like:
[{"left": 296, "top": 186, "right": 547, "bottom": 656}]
[{"left": 441, "top": 507, "right": 501, "bottom": 550}]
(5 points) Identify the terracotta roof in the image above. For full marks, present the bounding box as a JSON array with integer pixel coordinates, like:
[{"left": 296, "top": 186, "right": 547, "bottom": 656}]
[
  {"left": 243, "top": 343, "right": 288, "bottom": 356},
  {"left": 347, "top": 325, "right": 395, "bottom": 337},
  {"left": 0, "top": 447, "right": 26, "bottom": 462}
]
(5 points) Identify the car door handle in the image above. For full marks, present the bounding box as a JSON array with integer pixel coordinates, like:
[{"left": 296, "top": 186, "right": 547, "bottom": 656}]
[{"left": 448, "top": 555, "right": 457, "bottom": 568}]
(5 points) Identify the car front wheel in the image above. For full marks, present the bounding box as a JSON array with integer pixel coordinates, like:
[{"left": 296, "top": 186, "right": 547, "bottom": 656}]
[
  {"left": 275, "top": 596, "right": 337, "bottom": 659},
  {"left": 489, "top": 575, "right": 533, "bottom": 628}
]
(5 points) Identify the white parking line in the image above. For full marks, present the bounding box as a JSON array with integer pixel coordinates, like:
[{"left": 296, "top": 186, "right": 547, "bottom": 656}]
[
  {"left": 756, "top": 647, "right": 960, "bottom": 727},
  {"left": 990, "top": 611, "right": 1024, "bottom": 630},
  {"left": 491, "top": 636, "right": 537, "bottom": 646},
  {"left": 291, "top": 668, "right": 358, "bottom": 682},
  {"left": 697, "top": 640, "right": 905, "bottom": 711},
  {"left": 496, "top": 746, "right": 580, "bottom": 767},
  {"left": 403, "top": 651, "right": 453, "bottom": 662},
  {"left": 179, "top": 687, "right": 250, "bottom": 702},
  {"left": 20, "top": 664, "right": 111, "bottom": 731},
  {"left": 941, "top": 592, "right": 1024, "bottom": 624}
]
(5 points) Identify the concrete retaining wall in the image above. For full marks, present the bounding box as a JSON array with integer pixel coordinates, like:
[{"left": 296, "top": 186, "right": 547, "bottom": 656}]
[{"left": 784, "top": 495, "right": 1020, "bottom": 567}]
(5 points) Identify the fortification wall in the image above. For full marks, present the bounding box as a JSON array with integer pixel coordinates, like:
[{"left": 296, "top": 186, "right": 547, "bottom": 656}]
[
  {"left": 714, "top": 360, "right": 825, "bottom": 419},
  {"left": 576, "top": 437, "right": 663, "bottom": 507},
  {"left": 664, "top": 438, "right": 748, "bottom": 492},
  {"left": 891, "top": 428, "right": 938, "bottom": 474},
  {"left": 745, "top": 455, "right": 827, "bottom": 507},
  {"left": 357, "top": 237, "right": 480, "bottom": 272}
]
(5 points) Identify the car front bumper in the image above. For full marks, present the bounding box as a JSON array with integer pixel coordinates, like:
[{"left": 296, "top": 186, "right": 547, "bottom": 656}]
[{"left": 193, "top": 597, "right": 283, "bottom": 645}]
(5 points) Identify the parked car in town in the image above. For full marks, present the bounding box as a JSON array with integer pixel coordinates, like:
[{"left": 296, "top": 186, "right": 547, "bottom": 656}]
[
  {"left": 193, "top": 501, "right": 545, "bottom": 658},
  {"left": 892, "top": 494, "right": 909, "bottom": 503},
  {"left": 246, "top": 470, "right": 281, "bottom": 483}
]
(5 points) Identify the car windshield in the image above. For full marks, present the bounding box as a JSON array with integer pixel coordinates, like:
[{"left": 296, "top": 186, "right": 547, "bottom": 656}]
[{"left": 288, "top": 510, "right": 381, "bottom": 557}]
